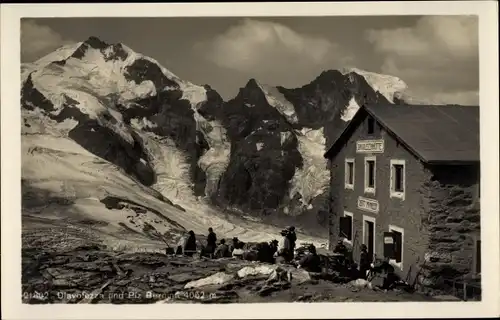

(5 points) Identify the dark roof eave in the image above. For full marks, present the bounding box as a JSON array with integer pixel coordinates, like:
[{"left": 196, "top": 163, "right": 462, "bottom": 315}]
[{"left": 425, "top": 159, "right": 480, "bottom": 165}]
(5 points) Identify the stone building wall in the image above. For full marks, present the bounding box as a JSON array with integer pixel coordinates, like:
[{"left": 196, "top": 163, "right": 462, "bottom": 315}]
[{"left": 419, "top": 164, "right": 481, "bottom": 287}]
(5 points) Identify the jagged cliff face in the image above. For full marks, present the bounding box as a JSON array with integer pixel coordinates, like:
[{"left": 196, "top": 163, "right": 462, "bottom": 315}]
[
  {"left": 204, "top": 70, "right": 395, "bottom": 231},
  {"left": 21, "top": 36, "right": 409, "bottom": 237}
]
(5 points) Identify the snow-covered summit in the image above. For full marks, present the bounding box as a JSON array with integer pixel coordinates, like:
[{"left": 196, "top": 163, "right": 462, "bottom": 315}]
[
  {"left": 341, "top": 67, "right": 408, "bottom": 103},
  {"left": 21, "top": 36, "right": 228, "bottom": 204},
  {"left": 22, "top": 36, "right": 207, "bottom": 115}
]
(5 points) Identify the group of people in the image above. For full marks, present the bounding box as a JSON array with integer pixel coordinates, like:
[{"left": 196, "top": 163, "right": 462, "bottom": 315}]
[
  {"left": 332, "top": 238, "right": 398, "bottom": 284},
  {"left": 173, "top": 226, "right": 324, "bottom": 273},
  {"left": 332, "top": 238, "right": 374, "bottom": 280},
  {"left": 175, "top": 227, "right": 247, "bottom": 259},
  {"left": 203, "top": 227, "right": 248, "bottom": 259},
  {"left": 174, "top": 227, "right": 386, "bottom": 280}
]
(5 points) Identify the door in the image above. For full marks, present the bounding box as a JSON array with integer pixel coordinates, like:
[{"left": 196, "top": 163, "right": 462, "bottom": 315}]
[{"left": 366, "top": 220, "right": 375, "bottom": 260}]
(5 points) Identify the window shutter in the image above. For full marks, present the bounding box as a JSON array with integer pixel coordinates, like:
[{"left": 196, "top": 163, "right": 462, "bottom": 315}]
[
  {"left": 347, "top": 217, "right": 353, "bottom": 240},
  {"left": 392, "top": 231, "right": 402, "bottom": 263},
  {"left": 383, "top": 232, "right": 395, "bottom": 259},
  {"left": 339, "top": 217, "right": 350, "bottom": 238}
]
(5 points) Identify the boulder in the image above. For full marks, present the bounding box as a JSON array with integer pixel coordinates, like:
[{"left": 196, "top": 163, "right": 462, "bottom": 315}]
[
  {"left": 184, "top": 272, "right": 235, "bottom": 289},
  {"left": 289, "top": 268, "right": 312, "bottom": 285},
  {"left": 348, "top": 278, "right": 373, "bottom": 290},
  {"left": 266, "top": 267, "right": 292, "bottom": 284},
  {"left": 237, "top": 265, "right": 277, "bottom": 278}
]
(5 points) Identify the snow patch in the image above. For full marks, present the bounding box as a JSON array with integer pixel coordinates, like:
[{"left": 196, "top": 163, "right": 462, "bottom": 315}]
[
  {"left": 289, "top": 128, "right": 329, "bottom": 208},
  {"left": 21, "top": 42, "right": 84, "bottom": 81},
  {"left": 195, "top": 117, "right": 231, "bottom": 198},
  {"left": 130, "top": 117, "right": 158, "bottom": 130},
  {"left": 280, "top": 131, "right": 292, "bottom": 146},
  {"left": 342, "top": 67, "right": 408, "bottom": 103},
  {"left": 257, "top": 83, "right": 298, "bottom": 124},
  {"left": 180, "top": 83, "right": 207, "bottom": 109},
  {"left": 341, "top": 97, "right": 361, "bottom": 122},
  {"left": 138, "top": 133, "right": 194, "bottom": 201},
  {"left": 22, "top": 109, "right": 77, "bottom": 137}
]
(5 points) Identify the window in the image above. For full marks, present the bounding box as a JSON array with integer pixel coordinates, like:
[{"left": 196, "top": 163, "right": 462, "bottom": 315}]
[
  {"left": 339, "top": 211, "right": 354, "bottom": 244},
  {"left": 364, "top": 156, "right": 376, "bottom": 194},
  {"left": 345, "top": 158, "right": 355, "bottom": 189},
  {"left": 367, "top": 117, "right": 375, "bottom": 135},
  {"left": 386, "top": 225, "right": 404, "bottom": 270},
  {"left": 390, "top": 159, "right": 406, "bottom": 200}
]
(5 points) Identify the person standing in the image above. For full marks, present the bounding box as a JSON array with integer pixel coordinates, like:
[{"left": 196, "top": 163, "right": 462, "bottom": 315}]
[
  {"left": 183, "top": 230, "right": 197, "bottom": 257},
  {"left": 286, "top": 226, "right": 297, "bottom": 259},
  {"left": 333, "top": 238, "right": 348, "bottom": 267},
  {"left": 206, "top": 227, "right": 217, "bottom": 257},
  {"left": 359, "top": 244, "right": 372, "bottom": 279},
  {"left": 276, "top": 229, "right": 293, "bottom": 263}
]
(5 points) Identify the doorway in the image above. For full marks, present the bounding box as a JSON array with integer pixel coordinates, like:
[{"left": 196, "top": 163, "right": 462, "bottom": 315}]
[{"left": 363, "top": 216, "right": 376, "bottom": 260}]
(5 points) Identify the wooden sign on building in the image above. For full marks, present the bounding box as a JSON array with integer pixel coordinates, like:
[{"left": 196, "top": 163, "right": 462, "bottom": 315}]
[
  {"left": 357, "top": 196, "right": 379, "bottom": 213},
  {"left": 356, "top": 140, "right": 384, "bottom": 153}
]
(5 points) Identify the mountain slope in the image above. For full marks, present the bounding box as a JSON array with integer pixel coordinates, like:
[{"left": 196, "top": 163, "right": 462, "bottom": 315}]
[{"left": 21, "top": 36, "right": 409, "bottom": 246}]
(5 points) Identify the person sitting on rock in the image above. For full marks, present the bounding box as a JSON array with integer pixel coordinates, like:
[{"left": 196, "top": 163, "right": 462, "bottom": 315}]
[
  {"left": 232, "top": 241, "right": 245, "bottom": 259},
  {"left": 369, "top": 257, "right": 398, "bottom": 289},
  {"left": 297, "top": 244, "right": 321, "bottom": 273},
  {"left": 269, "top": 239, "right": 279, "bottom": 256},
  {"left": 379, "top": 257, "right": 397, "bottom": 289},
  {"left": 333, "top": 238, "right": 348, "bottom": 268},
  {"left": 242, "top": 248, "right": 258, "bottom": 261},
  {"left": 229, "top": 237, "right": 240, "bottom": 253},
  {"left": 205, "top": 227, "right": 217, "bottom": 257},
  {"left": 214, "top": 239, "right": 231, "bottom": 258},
  {"left": 275, "top": 230, "right": 293, "bottom": 264},
  {"left": 334, "top": 239, "right": 347, "bottom": 255},
  {"left": 183, "top": 230, "right": 197, "bottom": 257},
  {"left": 255, "top": 240, "right": 279, "bottom": 264}
]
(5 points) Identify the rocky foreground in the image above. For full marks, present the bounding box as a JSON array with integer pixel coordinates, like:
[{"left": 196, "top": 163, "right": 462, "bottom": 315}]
[{"left": 22, "top": 244, "right": 439, "bottom": 304}]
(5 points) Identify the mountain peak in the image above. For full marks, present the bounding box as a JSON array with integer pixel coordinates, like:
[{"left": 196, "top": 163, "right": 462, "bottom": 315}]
[
  {"left": 83, "top": 36, "right": 109, "bottom": 50},
  {"left": 299, "top": 69, "right": 346, "bottom": 90},
  {"left": 316, "top": 69, "right": 344, "bottom": 81},
  {"left": 244, "top": 78, "right": 261, "bottom": 89}
]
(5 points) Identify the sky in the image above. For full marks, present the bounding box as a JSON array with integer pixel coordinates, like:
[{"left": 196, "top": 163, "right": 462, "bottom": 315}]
[{"left": 21, "top": 16, "right": 479, "bottom": 104}]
